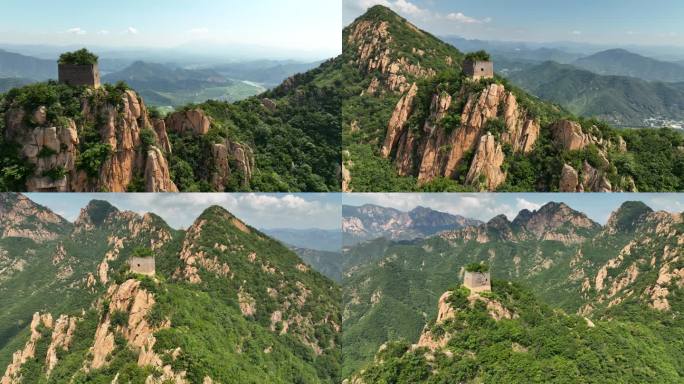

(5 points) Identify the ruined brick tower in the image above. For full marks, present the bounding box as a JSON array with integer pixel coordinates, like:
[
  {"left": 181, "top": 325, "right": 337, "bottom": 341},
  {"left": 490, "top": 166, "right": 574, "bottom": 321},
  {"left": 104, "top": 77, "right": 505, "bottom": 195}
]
[
  {"left": 463, "top": 59, "right": 494, "bottom": 80},
  {"left": 128, "top": 255, "right": 155, "bottom": 276},
  {"left": 463, "top": 269, "right": 491, "bottom": 293},
  {"left": 58, "top": 63, "right": 100, "bottom": 88}
]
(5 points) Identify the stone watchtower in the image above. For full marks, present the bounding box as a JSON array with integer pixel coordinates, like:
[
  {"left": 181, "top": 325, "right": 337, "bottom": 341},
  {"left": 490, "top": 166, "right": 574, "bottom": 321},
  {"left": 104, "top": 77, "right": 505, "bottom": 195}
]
[
  {"left": 58, "top": 63, "right": 100, "bottom": 88},
  {"left": 463, "top": 266, "right": 491, "bottom": 293},
  {"left": 463, "top": 59, "right": 494, "bottom": 80},
  {"left": 57, "top": 49, "right": 101, "bottom": 88},
  {"left": 128, "top": 255, "right": 155, "bottom": 276}
]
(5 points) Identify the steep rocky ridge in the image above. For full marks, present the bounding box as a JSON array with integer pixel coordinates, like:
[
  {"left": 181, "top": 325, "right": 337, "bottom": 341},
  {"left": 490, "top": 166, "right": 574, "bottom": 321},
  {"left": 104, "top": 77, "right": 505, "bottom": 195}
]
[
  {"left": 342, "top": 6, "right": 657, "bottom": 192},
  {"left": 0, "top": 195, "right": 341, "bottom": 382}
]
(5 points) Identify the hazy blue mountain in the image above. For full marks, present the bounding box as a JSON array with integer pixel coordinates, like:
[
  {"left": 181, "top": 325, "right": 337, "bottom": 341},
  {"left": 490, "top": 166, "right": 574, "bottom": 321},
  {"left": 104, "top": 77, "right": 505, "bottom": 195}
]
[
  {"left": 262, "top": 228, "right": 342, "bottom": 253},
  {"left": 102, "top": 61, "right": 264, "bottom": 106},
  {"left": 0, "top": 49, "right": 55, "bottom": 80},
  {"left": 508, "top": 61, "right": 684, "bottom": 126},
  {"left": 0, "top": 78, "right": 34, "bottom": 93},
  {"left": 573, "top": 49, "right": 684, "bottom": 82},
  {"left": 211, "top": 60, "right": 323, "bottom": 87},
  {"left": 290, "top": 247, "right": 343, "bottom": 282}
]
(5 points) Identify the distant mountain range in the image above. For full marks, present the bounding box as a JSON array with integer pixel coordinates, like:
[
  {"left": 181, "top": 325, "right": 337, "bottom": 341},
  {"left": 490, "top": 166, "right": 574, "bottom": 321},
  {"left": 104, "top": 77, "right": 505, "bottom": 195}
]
[
  {"left": 342, "top": 204, "right": 482, "bottom": 246},
  {"left": 212, "top": 60, "right": 322, "bottom": 88},
  {"left": 573, "top": 49, "right": 684, "bottom": 83},
  {"left": 262, "top": 228, "right": 342, "bottom": 252},
  {"left": 0, "top": 49, "right": 319, "bottom": 108},
  {"left": 508, "top": 61, "right": 684, "bottom": 126},
  {"left": 0, "top": 49, "right": 55, "bottom": 80},
  {"left": 102, "top": 61, "right": 264, "bottom": 106}
]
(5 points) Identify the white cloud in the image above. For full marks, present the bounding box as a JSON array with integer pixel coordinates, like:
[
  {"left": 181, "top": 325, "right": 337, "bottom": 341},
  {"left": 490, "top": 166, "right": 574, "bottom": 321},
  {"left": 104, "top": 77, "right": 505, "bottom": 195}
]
[
  {"left": 393, "top": 0, "right": 425, "bottom": 15},
  {"left": 445, "top": 12, "right": 489, "bottom": 24},
  {"left": 348, "top": 0, "right": 489, "bottom": 25},
  {"left": 66, "top": 27, "right": 86, "bottom": 35},
  {"left": 515, "top": 198, "right": 541, "bottom": 213},
  {"left": 97, "top": 30, "right": 110, "bottom": 35},
  {"left": 125, "top": 27, "right": 139, "bottom": 35},
  {"left": 571, "top": 30, "right": 582, "bottom": 35}
]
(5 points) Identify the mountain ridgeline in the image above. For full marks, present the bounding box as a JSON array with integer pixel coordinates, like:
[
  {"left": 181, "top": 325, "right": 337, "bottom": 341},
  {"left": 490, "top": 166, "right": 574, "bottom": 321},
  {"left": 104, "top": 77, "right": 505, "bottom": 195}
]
[
  {"left": 342, "top": 204, "right": 481, "bottom": 246},
  {"left": 0, "top": 194, "right": 341, "bottom": 383},
  {"left": 508, "top": 61, "right": 684, "bottom": 127},
  {"left": 341, "top": 6, "right": 684, "bottom": 192},
  {"left": 341, "top": 201, "right": 684, "bottom": 382},
  {"left": 0, "top": 50, "right": 340, "bottom": 192}
]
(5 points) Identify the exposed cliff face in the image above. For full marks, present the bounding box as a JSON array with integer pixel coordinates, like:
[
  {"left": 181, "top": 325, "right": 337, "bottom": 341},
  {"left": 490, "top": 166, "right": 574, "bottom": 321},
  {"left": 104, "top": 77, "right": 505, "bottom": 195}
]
[
  {"left": 4, "top": 87, "right": 177, "bottom": 192},
  {"left": 381, "top": 82, "right": 540, "bottom": 187},
  {"left": 465, "top": 133, "right": 506, "bottom": 190}
]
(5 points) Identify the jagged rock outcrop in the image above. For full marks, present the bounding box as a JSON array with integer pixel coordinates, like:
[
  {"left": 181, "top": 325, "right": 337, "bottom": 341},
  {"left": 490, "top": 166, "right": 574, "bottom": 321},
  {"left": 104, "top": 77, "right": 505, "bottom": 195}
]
[
  {"left": 5, "top": 109, "right": 79, "bottom": 191},
  {"left": 4, "top": 87, "right": 177, "bottom": 192},
  {"left": 582, "top": 161, "right": 612, "bottom": 192},
  {"left": 381, "top": 83, "right": 418, "bottom": 157},
  {"left": 382, "top": 82, "right": 540, "bottom": 187},
  {"left": 559, "top": 164, "right": 581, "bottom": 192},
  {"left": 208, "top": 140, "right": 254, "bottom": 191},
  {"left": 89, "top": 279, "right": 186, "bottom": 382},
  {"left": 465, "top": 133, "right": 506, "bottom": 190},
  {"left": 342, "top": 150, "right": 352, "bottom": 192},
  {"left": 45, "top": 315, "right": 78, "bottom": 375},
  {"left": 551, "top": 120, "right": 592, "bottom": 151},
  {"left": 145, "top": 147, "right": 179, "bottom": 192},
  {"left": 1, "top": 313, "right": 53, "bottom": 384},
  {"left": 347, "top": 16, "right": 442, "bottom": 94},
  {"left": 165, "top": 109, "right": 211, "bottom": 136},
  {"left": 152, "top": 119, "right": 172, "bottom": 154}
]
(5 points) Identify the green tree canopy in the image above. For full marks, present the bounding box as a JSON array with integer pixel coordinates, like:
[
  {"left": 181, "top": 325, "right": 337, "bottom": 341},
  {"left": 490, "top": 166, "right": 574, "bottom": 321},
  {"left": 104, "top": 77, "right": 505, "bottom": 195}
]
[{"left": 59, "top": 48, "right": 99, "bottom": 65}]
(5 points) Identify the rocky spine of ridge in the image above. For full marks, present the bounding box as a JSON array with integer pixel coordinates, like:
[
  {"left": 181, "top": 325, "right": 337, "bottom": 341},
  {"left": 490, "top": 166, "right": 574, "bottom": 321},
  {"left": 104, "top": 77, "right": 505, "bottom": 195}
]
[
  {"left": 4, "top": 88, "right": 178, "bottom": 192},
  {"left": 580, "top": 207, "right": 684, "bottom": 314},
  {"left": 164, "top": 109, "right": 255, "bottom": 190},
  {"left": 346, "top": 13, "right": 449, "bottom": 94},
  {"left": 348, "top": 6, "right": 639, "bottom": 192},
  {"left": 441, "top": 202, "right": 599, "bottom": 245}
]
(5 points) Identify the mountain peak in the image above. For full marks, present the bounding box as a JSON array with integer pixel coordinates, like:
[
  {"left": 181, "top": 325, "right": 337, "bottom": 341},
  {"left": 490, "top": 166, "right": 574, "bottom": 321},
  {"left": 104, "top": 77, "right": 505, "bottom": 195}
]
[
  {"left": 0, "top": 193, "right": 71, "bottom": 242},
  {"left": 606, "top": 201, "right": 653, "bottom": 233},
  {"left": 512, "top": 202, "right": 599, "bottom": 241},
  {"left": 75, "top": 200, "right": 119, "bottom": 228}
]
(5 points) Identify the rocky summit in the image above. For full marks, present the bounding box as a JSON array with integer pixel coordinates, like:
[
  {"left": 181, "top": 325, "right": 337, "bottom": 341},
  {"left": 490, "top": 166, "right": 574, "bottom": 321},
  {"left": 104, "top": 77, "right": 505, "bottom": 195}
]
[
  {"left": 341, "top": 5, "right": 683, "bottom": 192},
  {"left": 0, "top": 194, "right": 341, "bottom": 383},
  {"left": 1, "top": 50, "right": 341, "bottom": 192}
]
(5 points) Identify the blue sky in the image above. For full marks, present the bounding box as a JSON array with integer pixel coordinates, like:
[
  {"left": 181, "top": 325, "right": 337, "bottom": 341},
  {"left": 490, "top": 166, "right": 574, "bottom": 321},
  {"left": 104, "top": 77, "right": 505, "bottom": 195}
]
[
  {"left": 344, "top": 0, "right": 684, "bottom": 46},
  {"left": 342, "top": 193, "right": 684, "bottom": 224},
  {"left": 26, "top": 193, "right": 342, "bottom": 230},
  {"left": 0, "top": 0, "right": 341, "bottom": 58}
]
